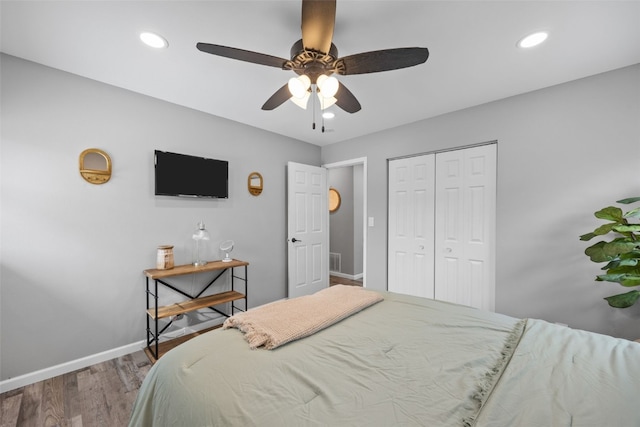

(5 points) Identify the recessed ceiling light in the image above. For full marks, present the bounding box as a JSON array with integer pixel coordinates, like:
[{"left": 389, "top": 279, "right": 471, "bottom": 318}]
[
  {"left": 140, "top": 32, "right": 168, "bottom": 49},
  {"left": 322, "top": 111, "right": 335, "bottom": 119},
  {"left": 517, "top": 31, "right": 548, "bottom": 49}
]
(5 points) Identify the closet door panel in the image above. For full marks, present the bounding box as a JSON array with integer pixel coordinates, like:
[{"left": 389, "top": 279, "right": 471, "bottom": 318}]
[
  {"left": 388, "top": 155, "right": 435, "bottom": 299},
  {"left": 435, "top": 145, "right": 496, "bottom": 311}
]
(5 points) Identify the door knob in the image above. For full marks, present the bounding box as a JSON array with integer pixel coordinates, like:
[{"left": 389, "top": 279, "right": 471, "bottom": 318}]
[
  {"left": 291, "top": 238, "right": 302, "bottom": 243},
  {"left": 445, "top": 248, "right": 452, "bottom": 253}
]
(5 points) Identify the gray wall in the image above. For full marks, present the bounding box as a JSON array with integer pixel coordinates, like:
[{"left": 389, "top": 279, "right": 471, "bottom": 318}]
[
  {"left": 322, "top": 64, "right": 640, "bottom": 340},
  {"left": 0, "top": 54, "right": 320, "bottom": 380}
]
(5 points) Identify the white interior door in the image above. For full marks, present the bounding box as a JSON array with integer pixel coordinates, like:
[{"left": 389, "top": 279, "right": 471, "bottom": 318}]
[
  {"left": 434, "top": 144, "right": 496, "bottom": 311},
  {"left": 287, "top": 162, "right": 329, "bottom": 298},
  {"left": 388, "top": 155, "right": 436, "bottom": 298}
]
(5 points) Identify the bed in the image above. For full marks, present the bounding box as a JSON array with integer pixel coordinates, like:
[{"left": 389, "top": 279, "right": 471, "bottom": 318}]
[{"left": 129, "top": 286, "right": 640, "bottom": 426}]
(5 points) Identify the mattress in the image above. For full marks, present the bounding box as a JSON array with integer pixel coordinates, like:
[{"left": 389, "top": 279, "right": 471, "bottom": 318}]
[{"left": 129, "top": 290, "right": 640, "bottom": 426}]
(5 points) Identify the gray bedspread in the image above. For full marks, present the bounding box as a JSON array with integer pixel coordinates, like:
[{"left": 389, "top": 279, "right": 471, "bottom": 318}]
[{"left": 129, "top": 291, "right": 640, "bottom": 426}]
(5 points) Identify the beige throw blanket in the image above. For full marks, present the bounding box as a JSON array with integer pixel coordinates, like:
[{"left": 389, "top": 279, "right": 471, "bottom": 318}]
[{"left": 223, "top": 285, "right": 384, "bottom": 349}]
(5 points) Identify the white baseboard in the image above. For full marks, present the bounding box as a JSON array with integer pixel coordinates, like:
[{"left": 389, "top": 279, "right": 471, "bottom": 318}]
[
  {"left": 0, "top": 317, "right": 225, "bottom": 394},
  {"left": 329, "top": 271, "right": 363, "bottom": 281},
  {"left": 0, "top": 340, "right": 144, "bottom": 393}
]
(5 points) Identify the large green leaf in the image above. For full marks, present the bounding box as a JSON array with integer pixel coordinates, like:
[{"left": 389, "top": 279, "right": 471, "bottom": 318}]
[
  {"left": 586, "top": 240, "right": 638, "bottom": 262},
  {"left": 624, "top": 207, "right": 640, "bottom": 219},
  {"left": 602, "top": 241, "right": 638, "bottom": 257},
  {"left": 604, "top": 290, "right": 640, "bottom": 308},
  {"left": 604, "top": 264, "right": 640, "bottom": 276},
  {"left": 594, "top": 223, "right": 619, "bottom": 235},
  {"left": 617, "top": 197, "right": 640, "bottom": 204},
  {"left": 597, "top": 273, "right": 627, "bottom": 283},
  {"left": 597, "top": 274, "right": 640, "bottom": 287},
  {"left": 621, "top": 251, "right": 640, "bottom": 260},
  {"left": 621, "top": 276, "right": 640, "bottom": 287},
  {"left": 601, "top": 258, "right": 639, "bottom": 270},
  {"left": 585, "top": 241, "right": 612, "bottom": 262},
  {"left": 579, "top": 232, "right": 596, "bottom": 241},
  {"left": 595, "top": 206, "right": 623, "bottom": 222},
  {"left": 613, "top": 224, "right": 640, "bottom": 233}
]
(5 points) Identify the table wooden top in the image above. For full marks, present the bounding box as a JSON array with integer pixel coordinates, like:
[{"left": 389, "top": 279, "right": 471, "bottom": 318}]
[{"left": 144, "top": 259, "right": 248, "bottom": 279}]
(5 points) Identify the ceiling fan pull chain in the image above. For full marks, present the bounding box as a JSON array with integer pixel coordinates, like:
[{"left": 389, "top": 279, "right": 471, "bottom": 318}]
[
  {"left": 321, "top": 96, "right": 325, "bottom": 133},
  {"left": 312, "top": 84, "right": 317, "bottom": 130}
]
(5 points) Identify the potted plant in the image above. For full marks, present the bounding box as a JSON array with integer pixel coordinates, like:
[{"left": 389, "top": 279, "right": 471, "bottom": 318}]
[{"left": 580, "top": 197, "right": 640, "bottom": 308}]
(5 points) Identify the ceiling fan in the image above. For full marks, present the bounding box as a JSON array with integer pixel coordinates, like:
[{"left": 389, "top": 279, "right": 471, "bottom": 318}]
[{"left": 196, "top": 0, "right": 429, "bottom": 116}]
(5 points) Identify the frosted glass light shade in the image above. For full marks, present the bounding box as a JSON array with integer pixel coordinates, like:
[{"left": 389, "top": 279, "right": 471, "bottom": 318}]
[
  {"left": 290, "top": 91, "right": 310, "bottom": 109},
  {"left": 317, "top": 93, "right": 337, "bottom": 109},
  {"left": 317, "top": 75, "right": 339, "bottom": 98},
  {"left": 288, "top": 75, "right": 311, "bottom": 98}
]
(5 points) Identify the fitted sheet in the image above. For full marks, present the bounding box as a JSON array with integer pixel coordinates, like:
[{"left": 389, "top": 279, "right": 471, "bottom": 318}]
[{"left": 129, "top": 291, "right": 640, "bottom": 426}]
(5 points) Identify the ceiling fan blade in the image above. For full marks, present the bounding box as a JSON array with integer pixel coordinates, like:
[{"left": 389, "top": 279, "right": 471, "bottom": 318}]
[
  {"left": 337, "top": 47, "right": 429, "bottom": 75},
  {"left": 334, "top": 82, "right": 361, "bottom": 113},
  {"left": 197, "top": 43, "right": 288, "bottom": 69},
  {"left": 262, "top": 84, "right": 292, "bottom": 110},
  {"left": 301, "top": 0, "right": 336, "bottom": 53}
]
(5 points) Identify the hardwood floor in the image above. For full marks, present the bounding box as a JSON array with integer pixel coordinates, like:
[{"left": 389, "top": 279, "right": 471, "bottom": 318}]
[
  {"left": 0, "top": 350, "right": 151, "bottom": 427},
  {"left": 330, "top": 275, "right": 363, "bottom": 287}
]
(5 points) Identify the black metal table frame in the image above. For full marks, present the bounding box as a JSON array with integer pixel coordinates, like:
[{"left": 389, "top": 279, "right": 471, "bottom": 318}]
[{"left": 145, "top": 264, "right": 247, "bottom": 360}]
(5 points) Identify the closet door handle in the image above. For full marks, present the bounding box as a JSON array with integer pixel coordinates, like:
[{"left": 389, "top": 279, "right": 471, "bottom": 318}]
[{"left": 291, "top": 238, "right": 302, "bottom": 243}]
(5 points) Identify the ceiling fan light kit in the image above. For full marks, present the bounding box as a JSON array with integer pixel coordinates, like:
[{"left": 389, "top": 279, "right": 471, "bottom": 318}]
[{"left": 196, "top": 0, "right": 429, "bottom": 129}]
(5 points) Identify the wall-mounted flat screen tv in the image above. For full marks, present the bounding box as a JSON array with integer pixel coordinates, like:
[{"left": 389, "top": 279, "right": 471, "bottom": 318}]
[{"left": 154, "top": 150, "right": 228, "bottom": 198}]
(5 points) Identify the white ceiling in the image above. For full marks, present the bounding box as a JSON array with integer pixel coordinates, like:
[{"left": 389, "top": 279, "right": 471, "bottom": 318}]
[{"left": 2, "top": 1, "right": 640, "bottom": 146}]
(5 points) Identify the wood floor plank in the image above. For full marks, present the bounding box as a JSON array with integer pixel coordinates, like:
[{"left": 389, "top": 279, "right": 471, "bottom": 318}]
[
  {"left": 42, "top": 376, "right": 66, "bottom": 427},
  {"left": 15, "top": 381, "right": 44, "bottom": 427},
  {"left": 1, "top": 391, "right": 23, "bottom": 427},
  {"left": 77, "top": 366, "right": 111, "bottom": 427},
  {"left": 101, "top": 360, "right": 135, "bottom": 425},
  {"left": 114, "top": 354, "right": 140, "bottom": 393},
  {"left": 63, "top": 370, "right": 81, "bottom": 425}
]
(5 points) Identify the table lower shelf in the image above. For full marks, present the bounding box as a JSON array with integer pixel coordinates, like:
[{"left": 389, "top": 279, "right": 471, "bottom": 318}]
[
  {"left": 144, "top": 324, "right": 223, "bottom": 363},
  {"left": 146, "top": 290, "right": 245, "bottom": 320}
]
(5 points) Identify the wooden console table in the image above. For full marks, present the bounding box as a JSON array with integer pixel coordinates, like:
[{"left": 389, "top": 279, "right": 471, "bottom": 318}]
[{"left": 144, "top": 259, "right": 248, "bottom": 362}]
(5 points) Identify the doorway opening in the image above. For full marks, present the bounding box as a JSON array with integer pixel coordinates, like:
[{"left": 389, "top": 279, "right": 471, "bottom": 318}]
[{"left": 323, "top": 158, "right": 367, "bottom": 288}]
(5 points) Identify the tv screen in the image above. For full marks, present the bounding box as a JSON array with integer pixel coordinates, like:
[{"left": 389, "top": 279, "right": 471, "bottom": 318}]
[{"left": 154, "top": 150, "right": 228, "bottom": 198}]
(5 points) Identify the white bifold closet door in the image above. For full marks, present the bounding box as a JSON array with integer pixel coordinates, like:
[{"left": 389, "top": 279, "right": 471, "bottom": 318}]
[
  {"left": 387, "top": 154, "right": 436, "bottom": 298},
  {"left": 388, "top": 144, "right": 496, "bottom": 311}
]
